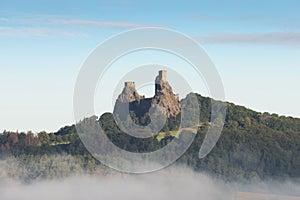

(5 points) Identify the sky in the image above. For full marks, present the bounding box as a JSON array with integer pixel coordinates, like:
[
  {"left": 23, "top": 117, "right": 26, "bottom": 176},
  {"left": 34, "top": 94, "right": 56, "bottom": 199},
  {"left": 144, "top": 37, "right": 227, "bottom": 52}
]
[{"left": 0, "top": 0, "right": 300, "bottom": 132}]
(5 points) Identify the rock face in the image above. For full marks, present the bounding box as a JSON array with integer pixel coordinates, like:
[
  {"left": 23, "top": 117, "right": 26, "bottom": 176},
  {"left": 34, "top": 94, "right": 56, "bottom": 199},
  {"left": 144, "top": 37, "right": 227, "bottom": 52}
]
[
  {"left": 114, "top": 70, "right": 180, "bottom": 118},
  {"left": 117, "top": 82, "right": 144, "bottom": 103}
]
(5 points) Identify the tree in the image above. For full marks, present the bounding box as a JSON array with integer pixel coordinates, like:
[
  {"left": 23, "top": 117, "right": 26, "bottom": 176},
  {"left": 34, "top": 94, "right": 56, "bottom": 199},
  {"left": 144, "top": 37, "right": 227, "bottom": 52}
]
[{"left": 38, "top": 131, "right": 50, "bottom": 146}]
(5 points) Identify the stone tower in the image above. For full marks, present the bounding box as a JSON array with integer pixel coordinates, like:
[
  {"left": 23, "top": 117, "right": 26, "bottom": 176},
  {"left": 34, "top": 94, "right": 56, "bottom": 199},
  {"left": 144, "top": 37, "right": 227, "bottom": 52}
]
[
  {"left": 155, "top": 70, "right": 167, "bottom": 92},
  {"left": 159, "top": 70, "right": 167, "bottom": 82}
]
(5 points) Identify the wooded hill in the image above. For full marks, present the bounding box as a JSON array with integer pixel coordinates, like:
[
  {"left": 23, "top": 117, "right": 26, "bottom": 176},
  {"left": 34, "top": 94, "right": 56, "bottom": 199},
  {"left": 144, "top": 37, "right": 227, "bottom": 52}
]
[{"left": 1, "top": 93, "right": 299, "bottom": 182}]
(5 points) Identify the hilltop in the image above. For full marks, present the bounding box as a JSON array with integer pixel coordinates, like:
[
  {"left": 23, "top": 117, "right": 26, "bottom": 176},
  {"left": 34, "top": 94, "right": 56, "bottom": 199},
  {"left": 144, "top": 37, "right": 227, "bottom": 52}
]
[{"left": 0, "top": 72, "right": 300, "bottom": 181}]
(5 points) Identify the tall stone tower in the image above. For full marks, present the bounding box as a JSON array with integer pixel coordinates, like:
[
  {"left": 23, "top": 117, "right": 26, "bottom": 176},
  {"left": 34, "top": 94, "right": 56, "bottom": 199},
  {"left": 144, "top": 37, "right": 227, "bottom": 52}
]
[
  {"left": 159, "top": 70, "right": 167, "bottom": 82},
  {"left": 155, "top": 70, "right": 167, "bottom": 92}
]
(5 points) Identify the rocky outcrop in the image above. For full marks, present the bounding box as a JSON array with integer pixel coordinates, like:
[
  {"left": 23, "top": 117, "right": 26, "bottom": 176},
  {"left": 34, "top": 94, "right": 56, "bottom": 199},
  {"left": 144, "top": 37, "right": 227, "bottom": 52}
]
[
  {"left": 114, "top": 70, "right": 180, "bottom": 118},
  {"left": 116, "top": 82, "right": 144, "bottom": 103}
]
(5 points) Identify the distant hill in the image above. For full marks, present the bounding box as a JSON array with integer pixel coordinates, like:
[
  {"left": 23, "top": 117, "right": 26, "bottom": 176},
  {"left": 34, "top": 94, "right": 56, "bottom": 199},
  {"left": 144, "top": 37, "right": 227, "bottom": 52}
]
[
  {"left": 0, "top": 92, "right": 300, "bottom": 182},
  {"left": 99, "top": 93, "right": 300, "bottom": 180}
]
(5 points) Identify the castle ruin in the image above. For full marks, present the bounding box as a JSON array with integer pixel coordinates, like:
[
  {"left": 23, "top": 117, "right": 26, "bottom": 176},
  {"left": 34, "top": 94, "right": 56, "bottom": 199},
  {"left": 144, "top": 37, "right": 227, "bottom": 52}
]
[{"left": 114, "top": 70, "right": 180, "bottom": 118}]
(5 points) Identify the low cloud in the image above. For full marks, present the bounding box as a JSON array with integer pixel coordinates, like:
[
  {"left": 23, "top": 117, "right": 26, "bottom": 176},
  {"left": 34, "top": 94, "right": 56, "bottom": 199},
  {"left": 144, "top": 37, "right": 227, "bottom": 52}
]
[
  {"left": 194, "top": 32, "right": 300, "bottom": 46},
  {"left": 0, "top": 14, "right": 153, "bottom": 38},
  {"left": 185, "top": 14, "right": 262, "bottom": 21},
  {"left": 54, "top": 19, "right": 142, "bottom": 28},
  {"left": 0, "top": 15, "right": 144, "bottom": 28},
  {"left": 0, "top": 26, "right": 88, "bottom": 38}
]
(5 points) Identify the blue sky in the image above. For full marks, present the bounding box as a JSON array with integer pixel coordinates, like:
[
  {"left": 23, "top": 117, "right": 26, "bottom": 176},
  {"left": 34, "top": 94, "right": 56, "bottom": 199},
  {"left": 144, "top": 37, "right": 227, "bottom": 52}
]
[{"left": 1, "top": 0, "right": 300, "bottom": 132}]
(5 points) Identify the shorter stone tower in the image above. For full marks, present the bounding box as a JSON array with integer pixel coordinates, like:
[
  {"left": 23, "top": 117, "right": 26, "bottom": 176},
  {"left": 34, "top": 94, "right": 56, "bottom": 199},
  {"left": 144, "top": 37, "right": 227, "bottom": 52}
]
[
  {"left": 117, "top": 81, "right": 143, "bottom": 103},
  {"left": 124, "top": 81, "right": 135, "bottom": 88}
]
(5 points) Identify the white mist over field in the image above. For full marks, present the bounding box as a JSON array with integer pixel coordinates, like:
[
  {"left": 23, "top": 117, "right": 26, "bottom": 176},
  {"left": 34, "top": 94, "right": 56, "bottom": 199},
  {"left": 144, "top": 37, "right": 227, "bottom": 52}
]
[
  {"left": 0, "top": 166, "right": 300, "bottom": 200},
  {"left": 0, "top": 168, "right": 228, "bottom": 200}
]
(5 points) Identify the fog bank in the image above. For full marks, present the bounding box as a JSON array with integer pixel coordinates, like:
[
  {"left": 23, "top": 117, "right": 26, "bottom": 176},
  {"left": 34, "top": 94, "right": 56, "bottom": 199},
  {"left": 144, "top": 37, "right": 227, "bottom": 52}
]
[{"left": 0, "top": 165, "right": 299, "bottom": 200}]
